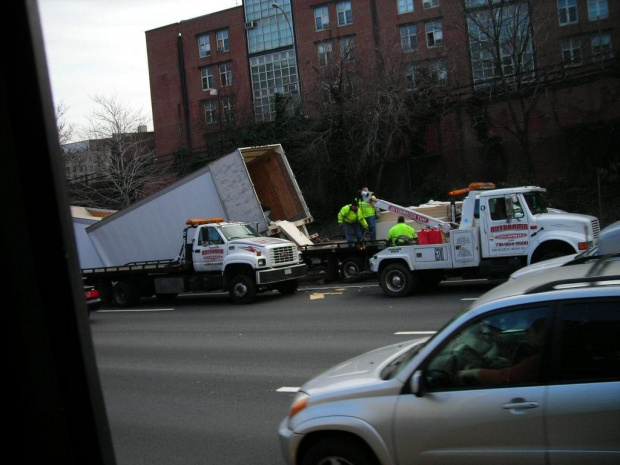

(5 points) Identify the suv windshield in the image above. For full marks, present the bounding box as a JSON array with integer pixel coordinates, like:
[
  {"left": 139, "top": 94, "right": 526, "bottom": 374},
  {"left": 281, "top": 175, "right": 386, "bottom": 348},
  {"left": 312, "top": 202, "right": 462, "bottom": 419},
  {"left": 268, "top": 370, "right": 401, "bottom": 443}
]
[
  {"left": 221, "top": 224, "right": 262, "bottom": 240},
  {"left": 523, "top": 192, "right": 548, "bottom": 215}
]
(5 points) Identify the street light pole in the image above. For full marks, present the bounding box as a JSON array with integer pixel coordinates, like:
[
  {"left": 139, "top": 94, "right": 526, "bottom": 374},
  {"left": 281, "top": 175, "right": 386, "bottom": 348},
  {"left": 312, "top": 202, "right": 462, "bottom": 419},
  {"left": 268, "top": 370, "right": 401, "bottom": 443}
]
[
  {"left": 271, "top": 1, "right": 303, "bottom": 111},
  {"left": 271, "top": 2, "right": 294, "bottom": 45}
]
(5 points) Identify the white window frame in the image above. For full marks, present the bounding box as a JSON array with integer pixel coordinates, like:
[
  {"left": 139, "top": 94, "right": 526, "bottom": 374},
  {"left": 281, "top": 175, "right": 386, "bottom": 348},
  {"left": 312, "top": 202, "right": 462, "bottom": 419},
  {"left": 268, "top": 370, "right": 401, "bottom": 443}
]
[
  {"left": 591, "top": 33, "right": 613, "bottom": 62},
  {"left": 398, "top": 0, "right": 414, "bottom": 15},
  {"left": 400, "top": 24, "right": 418, "bottom": 52},
  {"left": 219, "top": 63, "right": 233, "bottom": 87},
  {"left": 201, "top": 67, "right": 215, "bottom": 90},
  {"left": 428, "top": 58, "right": 448, "bottom": 85},
  {"left": 318, "top": 42, "right": 333, "bottom": 67},
  {"left": 562, "top": 37, "right": 582, "bottom": 66},
  {"left": 587, "top": 0, "right": 609, "bottom": 21},
  {"left": 314, "top": 6, "right": 330, "bottom": 31},
  {"left": 221, "top": 96, "right": 235, "bottom": 122},
  {"left": 425, "top": 20, "right": 443, "bottom": 47},
  {"left": 405, "top": 63, "right": 418, "bottom": 90},
  {"left": 423, "top": 0, "right": 439, "bottom": 9},
  {"left": 340, "top": 37, "right": 355, "bottom": 61},
  {"left": 198, "top": 35, "right": 211, "bottom": 58},
  {"left": 204, "top": 101, "right": 217, "bottom": 124},
  {"left": 337, "top": 1, "right": 353, "bottom": 27},
  {"left": 558, "top": 0, "right": 578, "bottom": 26},
  {"left": 216, "top": 30, "right": 229, "bottom": 53}
]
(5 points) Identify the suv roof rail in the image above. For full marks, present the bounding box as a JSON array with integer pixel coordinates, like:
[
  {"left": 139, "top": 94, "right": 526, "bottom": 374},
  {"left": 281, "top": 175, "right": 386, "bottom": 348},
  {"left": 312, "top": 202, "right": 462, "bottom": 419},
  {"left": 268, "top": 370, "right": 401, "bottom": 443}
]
[{"left": 526, "top": 274, "right": 620, "bottom": 294}]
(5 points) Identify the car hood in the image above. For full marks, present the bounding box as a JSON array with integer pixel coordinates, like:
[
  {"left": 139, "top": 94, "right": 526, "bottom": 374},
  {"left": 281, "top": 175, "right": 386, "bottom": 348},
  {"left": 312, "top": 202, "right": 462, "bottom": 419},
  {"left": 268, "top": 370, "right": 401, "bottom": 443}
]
[
  {"left": 301, "top": 339, "right": 425, "bottom": 396},
  {"left": 510, "top": 253, "right": 578, "bottom": 280}
]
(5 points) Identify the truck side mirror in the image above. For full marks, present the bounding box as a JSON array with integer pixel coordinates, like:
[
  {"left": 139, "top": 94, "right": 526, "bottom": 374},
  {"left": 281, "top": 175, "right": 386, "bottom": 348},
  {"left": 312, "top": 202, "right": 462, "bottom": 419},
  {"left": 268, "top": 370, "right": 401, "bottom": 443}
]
[{"left": 505, "top": 195, "right": 524, "bottom": 220}]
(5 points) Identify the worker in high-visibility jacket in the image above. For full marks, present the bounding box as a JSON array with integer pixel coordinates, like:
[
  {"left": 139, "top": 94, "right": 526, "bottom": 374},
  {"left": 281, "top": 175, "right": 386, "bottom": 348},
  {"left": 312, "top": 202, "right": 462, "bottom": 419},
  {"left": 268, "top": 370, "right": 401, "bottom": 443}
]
[
  {"left": 356, "top": 187, "right": 378, "bottom": 241},
  {"left": 387, "top": 216, "right": 418, "bottom": 246},
  {"left": 338, "top": 203, "right": 368, "bottom": 244}
]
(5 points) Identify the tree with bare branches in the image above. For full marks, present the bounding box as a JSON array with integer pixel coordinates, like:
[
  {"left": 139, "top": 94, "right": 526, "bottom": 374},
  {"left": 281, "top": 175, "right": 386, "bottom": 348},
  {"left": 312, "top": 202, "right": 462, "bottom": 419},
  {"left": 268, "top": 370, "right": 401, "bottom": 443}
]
[{"left": 66, "top": 95, "right": 171, "bottom": 210}]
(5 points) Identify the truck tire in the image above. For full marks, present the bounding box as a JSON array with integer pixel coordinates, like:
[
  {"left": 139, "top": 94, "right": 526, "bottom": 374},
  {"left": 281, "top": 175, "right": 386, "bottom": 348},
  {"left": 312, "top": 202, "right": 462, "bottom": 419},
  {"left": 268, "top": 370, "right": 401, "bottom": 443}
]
[
  {"left": 275, "top": 279, "right": 299, "bottom": 295},
  {"left": 379, "top": 263, "right": 416, "bottom": 297},
  {"left": 340, "top": 256, "right": 365, "bottom": 281},
  {"left": 113, "top": 281, "right": 140, "bottom": 308},
  {"left": 229, "top": 275, "right": 257, "bottom": 305}
]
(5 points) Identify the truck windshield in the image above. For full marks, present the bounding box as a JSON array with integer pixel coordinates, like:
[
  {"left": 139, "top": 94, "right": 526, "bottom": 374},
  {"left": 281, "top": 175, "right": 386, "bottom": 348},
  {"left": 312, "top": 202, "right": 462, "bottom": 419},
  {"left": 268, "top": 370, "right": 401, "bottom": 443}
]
[
  {"left": 523, "top": 192, "right": 548, "bottom": 215},
  {"left": 221, "top": 224, "right": 262, "bottom": 240}
]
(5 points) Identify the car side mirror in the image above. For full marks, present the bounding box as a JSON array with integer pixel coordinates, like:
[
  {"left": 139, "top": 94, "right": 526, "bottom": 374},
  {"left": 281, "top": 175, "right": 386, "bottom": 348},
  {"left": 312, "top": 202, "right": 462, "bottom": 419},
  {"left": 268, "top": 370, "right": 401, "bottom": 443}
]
[{"left": 411, "top": 370, "right": 425, "bottom": 398}]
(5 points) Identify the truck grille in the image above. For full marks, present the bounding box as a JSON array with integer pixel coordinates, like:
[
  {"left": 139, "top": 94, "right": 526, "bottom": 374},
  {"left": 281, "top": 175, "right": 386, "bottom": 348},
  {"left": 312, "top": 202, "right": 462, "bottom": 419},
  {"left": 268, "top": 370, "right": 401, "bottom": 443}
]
[
  {"left": 271, "top": 245, "right": 297, "bottom": 265},
  {"left": 592, "top": 219, "right": 600, "bottom": 241}
]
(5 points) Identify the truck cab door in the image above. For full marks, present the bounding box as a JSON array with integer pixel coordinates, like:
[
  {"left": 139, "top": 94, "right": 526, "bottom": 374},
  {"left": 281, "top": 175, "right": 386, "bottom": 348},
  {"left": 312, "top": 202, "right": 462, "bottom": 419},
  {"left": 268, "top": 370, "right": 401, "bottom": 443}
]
[
  {"left": 480, "top": 196, "right": 530, "bottom": 258},
  {"left": 193, "top": 226, "right": 226, "bottom": 272}
]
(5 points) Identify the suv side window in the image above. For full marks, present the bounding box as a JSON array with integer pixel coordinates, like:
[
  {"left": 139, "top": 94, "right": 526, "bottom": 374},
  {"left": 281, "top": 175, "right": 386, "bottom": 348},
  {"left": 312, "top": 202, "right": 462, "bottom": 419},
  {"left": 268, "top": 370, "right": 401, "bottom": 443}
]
[
  {"left": 425, "top": 306, "right": 551, "bottom": 390},
  {"left": 553, "top": 300, "right": 620, "bottom": 382}
]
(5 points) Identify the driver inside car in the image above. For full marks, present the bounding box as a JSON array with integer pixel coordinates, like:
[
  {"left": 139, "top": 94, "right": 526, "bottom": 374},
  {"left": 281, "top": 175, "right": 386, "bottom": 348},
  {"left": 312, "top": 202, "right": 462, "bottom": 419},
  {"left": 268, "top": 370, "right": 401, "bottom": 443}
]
[{"left": 458, "top": 318, "right": 546, "bottom": 385}]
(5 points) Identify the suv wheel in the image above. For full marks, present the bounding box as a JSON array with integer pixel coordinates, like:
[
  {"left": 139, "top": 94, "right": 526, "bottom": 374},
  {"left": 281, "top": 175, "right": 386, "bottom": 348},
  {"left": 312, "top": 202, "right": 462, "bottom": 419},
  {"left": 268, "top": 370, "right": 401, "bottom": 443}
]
[{"left": 301, "top": 437, "right": 377, "bottom": 465}]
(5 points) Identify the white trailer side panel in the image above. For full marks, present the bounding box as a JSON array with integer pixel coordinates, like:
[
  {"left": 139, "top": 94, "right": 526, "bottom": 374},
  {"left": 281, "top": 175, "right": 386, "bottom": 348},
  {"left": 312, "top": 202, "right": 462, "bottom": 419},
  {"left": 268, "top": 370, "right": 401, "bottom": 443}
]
[
  {"left": 73, "top": 217, "right": 104, "bottom": 269},
  {"left": 87, "top": 169, "right": 226, "bottom": 266}
]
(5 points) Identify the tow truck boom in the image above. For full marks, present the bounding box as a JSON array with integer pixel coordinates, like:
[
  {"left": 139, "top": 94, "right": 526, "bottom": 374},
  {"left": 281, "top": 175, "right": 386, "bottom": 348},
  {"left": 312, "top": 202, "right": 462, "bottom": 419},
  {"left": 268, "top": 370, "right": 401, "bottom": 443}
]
[{"left": 362, "top": 192, "right": 455, "bottom": 233}]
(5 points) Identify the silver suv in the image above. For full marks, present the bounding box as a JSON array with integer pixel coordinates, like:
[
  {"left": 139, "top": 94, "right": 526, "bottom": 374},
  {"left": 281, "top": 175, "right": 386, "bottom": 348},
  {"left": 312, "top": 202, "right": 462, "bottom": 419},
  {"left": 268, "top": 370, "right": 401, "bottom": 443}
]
[{"left": 279, "top": 257, "right": 620, "bottom": 465}]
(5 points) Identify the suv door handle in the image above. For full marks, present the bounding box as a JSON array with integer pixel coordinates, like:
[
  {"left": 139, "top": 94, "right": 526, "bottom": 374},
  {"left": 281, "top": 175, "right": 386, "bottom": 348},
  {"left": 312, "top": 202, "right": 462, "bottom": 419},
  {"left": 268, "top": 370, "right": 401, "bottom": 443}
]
[{"left": 502, "top": 399, "right": 539, "bottom": 410}]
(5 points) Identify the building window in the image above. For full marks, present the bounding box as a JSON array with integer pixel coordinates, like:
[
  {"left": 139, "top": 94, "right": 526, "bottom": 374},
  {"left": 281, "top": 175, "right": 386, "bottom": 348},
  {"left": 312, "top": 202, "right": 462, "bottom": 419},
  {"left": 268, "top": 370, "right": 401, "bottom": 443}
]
[
  {"left": 558, "top": 0, "right": 578, "bottom": 26},
  {"left": 337, "top": 1, "right": 353, "bottom": 27},
  {"left": 318, "top": 42, "right": 333, "bottom": 67},
  {"left": 468, "top": 5, "right": 534, "bottom": 88},
  {"left": 423, "top": 0, "right": 439, "bottom": 9},
  {"left": 201, "top": 67, "right": 214, "bottom": 90},
  {"left": 314, "top": 6, "right": 330, "bottom": 30},
  {"left": 340, "top": 37, "right": 356, "bottom": 61},
  {"left": 428, "top": 58, "right": 448, "bottom": 85},
  {"left": 247, "top": 1, "right": 293, "bottom": 54},
  {"left": 216, "top": 30, "right": 229, "bottom": 53},
  {"left": 425, "top": 21, "right": 443, "bottom": 47},
  {"left": 250, "top": 51, "right": 300, "bottom": 122},
  {"left": 400, "top": 24, "right": 418, "bottom": 52},
  {"left": 204, "top": 101, "right": 217, "bottom": 124},
  {"left": 588, "top": 0, "right": 609, "bottom": 21},
  {"left": 198, "top": 34, "right": 211, "bottom": 58},
  {"left": 219, "top": 63, "right": 233, "bottom": 87},
  {"left": 221, "top": 96, "right": 235, "bottom": 123},
  {"left": 562, "top": 37, "right": 582, "bottom": 66},
  {"left": 405, "top": 63, "right": 418, "bottom": 90},
  {"left": 398, "top": 0, "right": 414, "bottom": 14},
  {"left": 591, "top": 33, "right": 613, "bottom": 62}
]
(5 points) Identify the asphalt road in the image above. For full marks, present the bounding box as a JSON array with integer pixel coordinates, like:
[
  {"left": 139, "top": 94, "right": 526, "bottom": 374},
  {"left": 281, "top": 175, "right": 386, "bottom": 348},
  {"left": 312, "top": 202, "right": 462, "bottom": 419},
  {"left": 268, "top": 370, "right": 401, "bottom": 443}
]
[{"left": 89, "top": 278, "right": 500, "bottom": 465}]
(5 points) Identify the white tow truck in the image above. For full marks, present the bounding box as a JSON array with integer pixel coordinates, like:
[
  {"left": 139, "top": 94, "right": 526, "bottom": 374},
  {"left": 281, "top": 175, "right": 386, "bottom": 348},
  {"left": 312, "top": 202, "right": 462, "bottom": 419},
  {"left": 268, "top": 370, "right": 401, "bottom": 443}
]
[
  {"left": 83, "top": 218, "right": 306, "bottom": 306},
  {"left": 368, "top": 185, "right": 601, "bottom": 297}
]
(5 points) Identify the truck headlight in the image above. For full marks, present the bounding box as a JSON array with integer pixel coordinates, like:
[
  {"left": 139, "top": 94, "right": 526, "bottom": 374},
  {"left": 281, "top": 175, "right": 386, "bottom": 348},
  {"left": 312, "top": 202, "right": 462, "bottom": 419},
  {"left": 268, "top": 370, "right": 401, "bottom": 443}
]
[{"left": 258, "top": 258, "right": 266, "bottom": 267}]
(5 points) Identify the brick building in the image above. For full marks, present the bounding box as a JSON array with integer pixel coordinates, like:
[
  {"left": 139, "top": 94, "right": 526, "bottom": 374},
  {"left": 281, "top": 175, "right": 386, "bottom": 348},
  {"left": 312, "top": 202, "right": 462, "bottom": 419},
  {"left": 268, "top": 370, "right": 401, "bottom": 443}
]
[{"left": 146, "top": 0, "right": 619, "bottom": 184}]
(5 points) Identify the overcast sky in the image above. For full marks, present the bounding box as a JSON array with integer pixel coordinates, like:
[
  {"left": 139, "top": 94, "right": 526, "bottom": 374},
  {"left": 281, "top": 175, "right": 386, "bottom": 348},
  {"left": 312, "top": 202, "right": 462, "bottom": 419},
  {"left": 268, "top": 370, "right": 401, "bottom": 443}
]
[{"left": 38, "top": 0, "right": 241, "bottom": 140}]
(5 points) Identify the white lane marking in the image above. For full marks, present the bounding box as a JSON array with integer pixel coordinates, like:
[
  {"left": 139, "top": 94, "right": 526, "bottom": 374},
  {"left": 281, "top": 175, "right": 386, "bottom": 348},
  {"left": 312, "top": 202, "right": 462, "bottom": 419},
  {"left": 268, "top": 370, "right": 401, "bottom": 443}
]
[
  {"left": 96, "top": 308, "right": 175, "bottom": 313},
  {"left": 394, "top": 331, "right": 437, "bottom": 335},
  {"left": 277, "top": 387, "right": 300, "bottom": 393}
]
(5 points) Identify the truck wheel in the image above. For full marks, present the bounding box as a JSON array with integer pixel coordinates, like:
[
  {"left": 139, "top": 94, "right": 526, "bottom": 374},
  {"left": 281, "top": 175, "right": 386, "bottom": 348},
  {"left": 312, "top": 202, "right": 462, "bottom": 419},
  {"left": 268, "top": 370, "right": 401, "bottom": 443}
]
[
  {"left": 229, "top": 275, "right": 256, "bottom": 305},
  {"left": 340, "top": 256, "right": 365, "bottom": 281},
  {"left": 275, "top": 279, "right": 299, "bottom": 295},
  {"left": 113, "top": 281, "right": 140, "bottom": 308},
  {"left": 380, "top": 263, "right": 415, "bottom": 297}
]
